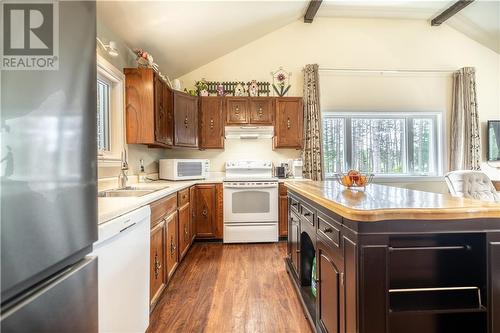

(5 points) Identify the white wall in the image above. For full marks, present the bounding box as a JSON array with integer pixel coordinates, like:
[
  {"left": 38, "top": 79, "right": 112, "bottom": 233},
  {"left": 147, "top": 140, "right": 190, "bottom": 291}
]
[{"left": 179, "top": 17, "right": 500, "bottom": 192}]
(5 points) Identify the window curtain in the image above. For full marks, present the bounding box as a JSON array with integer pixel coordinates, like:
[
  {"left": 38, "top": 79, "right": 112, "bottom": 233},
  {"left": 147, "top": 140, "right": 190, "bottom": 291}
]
[
  {"left": 450, "top": 67, "right": 480, "bottom": 171},
  {"left": 302, "top": 64, "right": 323, "bottom": 180}
]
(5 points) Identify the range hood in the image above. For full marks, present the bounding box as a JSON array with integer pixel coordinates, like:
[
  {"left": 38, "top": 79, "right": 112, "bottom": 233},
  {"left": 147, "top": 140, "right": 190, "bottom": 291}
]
[{"left": 225, "top": 126, "right": 274, "bottom": 139}]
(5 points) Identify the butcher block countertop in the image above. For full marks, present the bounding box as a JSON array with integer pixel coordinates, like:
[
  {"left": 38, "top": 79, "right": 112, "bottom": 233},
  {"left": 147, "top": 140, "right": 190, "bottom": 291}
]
[{"left": 285, "top": 180, "right": 500, "bottom": 222}]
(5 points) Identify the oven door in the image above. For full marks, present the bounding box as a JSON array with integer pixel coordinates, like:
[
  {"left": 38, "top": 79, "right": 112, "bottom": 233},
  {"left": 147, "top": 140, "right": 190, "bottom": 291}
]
[{"left": 223, "top": 182, "right": 278, "bottom": 223}]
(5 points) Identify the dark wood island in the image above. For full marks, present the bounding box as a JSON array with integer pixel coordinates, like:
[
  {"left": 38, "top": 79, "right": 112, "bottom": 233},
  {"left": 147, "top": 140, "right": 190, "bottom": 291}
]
[{"left": 284, "top": 181, "right": 500, "bottom": 333}]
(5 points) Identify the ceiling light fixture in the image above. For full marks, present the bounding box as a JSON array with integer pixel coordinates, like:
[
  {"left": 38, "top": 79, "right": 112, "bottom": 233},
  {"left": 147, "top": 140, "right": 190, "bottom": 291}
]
[{"left": 96, "top": 38, "right": 119, "bottom": 57}]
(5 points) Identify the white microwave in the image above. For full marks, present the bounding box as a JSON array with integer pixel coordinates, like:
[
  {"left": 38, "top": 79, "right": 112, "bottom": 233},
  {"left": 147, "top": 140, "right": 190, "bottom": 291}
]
[{"left": 159, "top": 159, "right": 209, "bottom": 180}]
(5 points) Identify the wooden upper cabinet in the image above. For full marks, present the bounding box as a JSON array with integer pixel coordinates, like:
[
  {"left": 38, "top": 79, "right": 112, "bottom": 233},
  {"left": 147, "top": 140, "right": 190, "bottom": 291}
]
[
  {"left": 274, "top": 97, "right": 304, "bottom": 149},
  {"left": 249, "top": 97, "right": 274, "bottom": 125},
  {"left": 125, "top": 68, "right": 172, "bottom": 148},
  {"left": 226, "top": 97, "right": 249, "bottom": 124},
  {"left": 173, "top": 91, "right": 198, "bottom": 148},
  {"left": 162, "top": 84, "right": 174, "bottom": 147},
  {"left": 199, "top": 97, "right": 224, "bottom": 149}
]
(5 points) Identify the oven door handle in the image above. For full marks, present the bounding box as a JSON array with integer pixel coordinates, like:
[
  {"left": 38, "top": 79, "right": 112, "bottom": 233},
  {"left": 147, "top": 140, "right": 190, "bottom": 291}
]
[{"left": 223, "top": 185, "right": 278, "bottom": 189}]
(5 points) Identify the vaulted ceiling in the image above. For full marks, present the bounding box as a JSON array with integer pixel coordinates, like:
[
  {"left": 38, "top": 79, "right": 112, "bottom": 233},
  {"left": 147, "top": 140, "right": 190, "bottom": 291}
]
[{"left": 97, "top": 0, "right": 500, "bottom": 78}]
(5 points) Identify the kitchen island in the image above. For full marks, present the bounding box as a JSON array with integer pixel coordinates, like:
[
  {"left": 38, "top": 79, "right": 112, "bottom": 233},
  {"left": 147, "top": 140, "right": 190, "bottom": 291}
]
[{"left": 284, "top": 181, "right": 500, "bottom": 333}]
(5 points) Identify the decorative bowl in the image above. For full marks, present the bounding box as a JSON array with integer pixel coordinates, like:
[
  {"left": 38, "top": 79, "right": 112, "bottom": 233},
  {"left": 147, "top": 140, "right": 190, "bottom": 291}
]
[{"left": 333, "top": 172, "right": 374, "bottom": 189}]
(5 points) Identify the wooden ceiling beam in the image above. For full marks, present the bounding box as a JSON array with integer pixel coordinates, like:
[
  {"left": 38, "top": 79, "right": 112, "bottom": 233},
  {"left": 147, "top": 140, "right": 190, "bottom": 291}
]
[
  {"left": 431, "top": 0, "right": 475, "bottom": 26},
  {"left": 304, "top": 0, "right": 323, "bottom": 23}
]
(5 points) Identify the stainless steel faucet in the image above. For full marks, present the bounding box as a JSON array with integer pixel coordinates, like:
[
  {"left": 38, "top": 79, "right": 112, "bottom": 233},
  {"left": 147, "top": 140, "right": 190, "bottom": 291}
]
[{"left": 118, "top": 150, "right": 129, "bottom": 189}]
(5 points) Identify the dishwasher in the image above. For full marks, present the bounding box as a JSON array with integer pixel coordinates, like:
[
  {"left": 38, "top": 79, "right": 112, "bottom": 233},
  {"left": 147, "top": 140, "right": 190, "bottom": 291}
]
[{"left": 92, "top": 205, "right": 150, "bottom": 333}]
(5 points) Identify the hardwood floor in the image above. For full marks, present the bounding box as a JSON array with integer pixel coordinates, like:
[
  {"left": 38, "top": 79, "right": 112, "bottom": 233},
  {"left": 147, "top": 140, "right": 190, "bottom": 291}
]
[{"left": 147, "top": 242, "right": 313, "bottom": 333}]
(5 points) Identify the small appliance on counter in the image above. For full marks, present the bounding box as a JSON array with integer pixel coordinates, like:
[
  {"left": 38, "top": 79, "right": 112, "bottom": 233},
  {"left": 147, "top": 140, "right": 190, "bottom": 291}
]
[
  {"left": 159, "top": 159, "right": 209, "bottom": 180},
  {"left": 292, "top": 159, "right": 303, "bottom": 179},
  {"left": 275, "top": 166, "right": 286, "bottom": 179}
]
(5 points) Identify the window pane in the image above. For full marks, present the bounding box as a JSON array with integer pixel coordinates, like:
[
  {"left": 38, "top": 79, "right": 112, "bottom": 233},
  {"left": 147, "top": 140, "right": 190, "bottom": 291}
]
[
  {"left": 97, "top": 79, "right": 110, "bottom": 151},
  {"left": 351, "top": 118, "right": 405, "bottom": 174},
  {"left": 322, "top": 117, "right": 345, "bottom": 177},
  {"left": 412, "top": 118, "right": 434, "bottom": 174}
]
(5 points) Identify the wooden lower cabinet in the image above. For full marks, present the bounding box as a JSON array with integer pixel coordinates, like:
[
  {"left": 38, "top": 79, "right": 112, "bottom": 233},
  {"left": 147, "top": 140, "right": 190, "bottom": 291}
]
[
  {"left": 317, "top": 236, "right": 344, "bottom": 333},
  {"left": 194, "top": 184, "right": 223, "bottom": 239},
  {"left": 164, "top": 211, "right": 179, "bottom": 281},
  {"left": 189, "top": 185, "right": 196, "bottom": 243},
  {"left": 150, "top": 220, "right": 166, "bottom": 308},
  {"left": 178, "top": 202, "right": 190, "bottom": 260},
  {"left": 279, "top": 183, "right": 288, "bottom": 237}
]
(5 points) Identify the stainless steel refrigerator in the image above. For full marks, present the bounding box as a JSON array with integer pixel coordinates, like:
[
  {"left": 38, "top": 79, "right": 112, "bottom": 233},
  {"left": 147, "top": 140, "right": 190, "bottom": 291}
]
[{"left": 1, "top": 2, "right": 98, "bottom": 332}]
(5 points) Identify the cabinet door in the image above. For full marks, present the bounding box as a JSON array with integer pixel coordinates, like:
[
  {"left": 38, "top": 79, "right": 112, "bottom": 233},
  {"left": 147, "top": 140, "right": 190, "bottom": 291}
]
[
  {"left": 226, "top": 97, "right": 249, "bottom": 124},
  {"left": 154, "top": 74, "right": 168, "bottom": 145},
  {"left": 249, "top": 97, "right": 273, "bottom": 124},
  {"left": 199, "top": 97, "right": 224, "bottom": 149},
  {"left": 189, "top": 185, "right": 196, "bottom": 243},
  {"left": 194, "top": 184, "right": 217, "bottom": 238},
  {"left": 317, "top": 238, "right": 343, "bottom": 333},
  {"left": 289, "top": 211, "right": 300, "bottom": 275},
  {"left": 164, "top": 211, "right": 179, "bottom": 281},
  {"left": 174, "top": 91, "right": 198, "bottom": 147},
  {"left": 274, "top": 97, "right": 303, "bottom": 149},
  {"left": 279, "top": 184, "right": 288, "bottom": 237},
  {"left": 163, "top": 84, "right": 174, "bottom": 147},
  {"left": 150, "top": 220, "right": 165, "bottom": 306},
  {"left": 178, "top": 203, "right": 190, "bottom": 260}
]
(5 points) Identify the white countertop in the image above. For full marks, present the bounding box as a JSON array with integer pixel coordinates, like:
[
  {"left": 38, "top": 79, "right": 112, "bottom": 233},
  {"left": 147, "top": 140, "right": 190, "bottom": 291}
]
[{"left": 98, "top": 174, "right": 306, "bottom": 225}]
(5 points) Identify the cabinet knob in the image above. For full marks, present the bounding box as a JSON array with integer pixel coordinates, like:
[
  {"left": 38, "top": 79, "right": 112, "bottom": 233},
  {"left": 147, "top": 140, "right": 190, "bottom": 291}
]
[
  {"left": 303, "top": 212, "right": 311, "bottom": 217},
  {"left": 202, "top": 209, "right": 208, "bottom": 217},
  {"left": 287, "top": 117, "right": 291, "bottom": 129},
  {"left": 323, "top": 227, "right": 333, "bottom": 233},
  {"left": 184, "top": 116, "right": 188, "bottom": 128},
  {"left": 185, "top": 225, "right": 188, "bottom": 236},
  {"left": 210, "top": 119, "right": 214, "bottom": 129}
]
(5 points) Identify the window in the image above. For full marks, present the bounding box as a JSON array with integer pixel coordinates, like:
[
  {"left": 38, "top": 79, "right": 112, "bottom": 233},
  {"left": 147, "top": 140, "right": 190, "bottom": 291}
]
[
  {"left": 97, "top": 78, "right": 111, "bottom": 152},
  {"left": 322, "top": 112, "right": 442, "bottom": 178},
  {"left": 97, "top": 54, "right": 125, "bottom": 166}
]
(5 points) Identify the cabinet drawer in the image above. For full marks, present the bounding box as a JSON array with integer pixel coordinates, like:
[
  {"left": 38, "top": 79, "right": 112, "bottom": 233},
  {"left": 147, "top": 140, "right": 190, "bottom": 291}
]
[
  {"left": 300, "top": 203, "right": 315, "bottom": 227},
  {"left": 150, "top": 194, "right": 177, "bottom": 227},
  {"left": 317, "top": 213, "right": 341, "bottom": 248},
  {"left": 289, "top": 196, "right": 300, "bottom": 214},
  {"left": 177, "top": 188, "right": 190, "bottom": 207}
]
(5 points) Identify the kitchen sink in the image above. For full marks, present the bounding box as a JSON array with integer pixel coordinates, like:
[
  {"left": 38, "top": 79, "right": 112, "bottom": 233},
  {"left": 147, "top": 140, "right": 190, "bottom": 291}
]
[{"left": 98, "top": 186, "right": 166, "bottom": 198}]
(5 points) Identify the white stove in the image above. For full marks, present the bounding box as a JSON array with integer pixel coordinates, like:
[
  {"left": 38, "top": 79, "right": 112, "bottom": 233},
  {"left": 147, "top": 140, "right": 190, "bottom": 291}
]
[{"left": 223, "top": 160, "right": 278, "bottom": 243}]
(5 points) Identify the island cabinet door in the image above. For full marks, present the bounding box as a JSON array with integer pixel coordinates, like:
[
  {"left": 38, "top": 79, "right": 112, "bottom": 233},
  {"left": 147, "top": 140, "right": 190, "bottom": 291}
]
[
  {"left": 288, "top": 210, "right": 301, "bottom": 275},
  {"left": 317, "top": 237, "right": 344, "bottom": 333}
]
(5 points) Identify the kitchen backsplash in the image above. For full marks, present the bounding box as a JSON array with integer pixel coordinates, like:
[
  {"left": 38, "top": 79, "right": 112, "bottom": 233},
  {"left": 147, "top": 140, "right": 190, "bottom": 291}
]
[{"left": 127, "top": 139, "right": 301, "bottom": 174}]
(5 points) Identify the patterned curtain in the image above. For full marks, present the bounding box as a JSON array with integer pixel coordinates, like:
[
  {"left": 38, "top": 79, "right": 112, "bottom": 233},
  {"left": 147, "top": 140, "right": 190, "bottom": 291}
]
[
  {"left": 302, "top": 64, "right": 323, "bottom": 180},
  {"left": 450, "top": 67, "right": 480, "bottom": 171}
]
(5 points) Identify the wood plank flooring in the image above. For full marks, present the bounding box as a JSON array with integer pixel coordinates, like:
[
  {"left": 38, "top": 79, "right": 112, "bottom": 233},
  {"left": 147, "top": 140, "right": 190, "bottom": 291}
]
[{"left": 147, "top": 242, "right": 313, "bottom": 333}]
